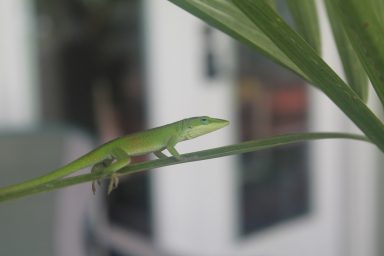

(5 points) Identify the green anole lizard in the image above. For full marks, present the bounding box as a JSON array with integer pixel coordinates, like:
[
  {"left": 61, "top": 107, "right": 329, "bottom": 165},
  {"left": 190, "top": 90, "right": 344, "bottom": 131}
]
[{"left": 0, "top": 116, "right": 229, "bottom": 195}]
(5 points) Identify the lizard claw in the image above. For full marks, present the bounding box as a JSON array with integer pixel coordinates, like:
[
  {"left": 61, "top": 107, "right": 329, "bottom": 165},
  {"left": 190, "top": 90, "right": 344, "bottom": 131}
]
[
  {"left": 92, "top": 181, "right": 97, "bottom": 195},
  {"left": 108, "top": 174, "right": 119, "bottom": 194},
  {"left": 91, "top": 179, "right": 103, "bottom": 195}
]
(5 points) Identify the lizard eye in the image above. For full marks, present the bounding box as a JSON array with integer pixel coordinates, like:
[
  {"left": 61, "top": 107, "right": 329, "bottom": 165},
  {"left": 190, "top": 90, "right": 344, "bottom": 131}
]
[{"left": 200, "top": 118, "right": 209, "bottom": 124}]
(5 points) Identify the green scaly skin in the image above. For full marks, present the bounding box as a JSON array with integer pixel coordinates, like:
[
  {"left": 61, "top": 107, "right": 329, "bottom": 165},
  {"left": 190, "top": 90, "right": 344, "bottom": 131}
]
[{"left": 0, "top": 116, "right": 229, "bottom": 195}]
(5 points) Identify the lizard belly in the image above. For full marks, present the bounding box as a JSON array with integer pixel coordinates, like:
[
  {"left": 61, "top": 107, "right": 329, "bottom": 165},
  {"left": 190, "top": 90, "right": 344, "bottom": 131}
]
[
  {"left": 117, "top": 136, "right": 167, "bottom": 157},
  {"left": 128, "top": 144, "right": 166, "bottom": 156}
]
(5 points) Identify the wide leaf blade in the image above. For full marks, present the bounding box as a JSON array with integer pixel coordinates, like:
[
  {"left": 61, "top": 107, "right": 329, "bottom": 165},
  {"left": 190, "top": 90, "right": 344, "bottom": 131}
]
[
  {"left": 231, "top": 0, "right": 384, "bottom": 152},
  {"left": 169, "top": 0, "right": 309, "bottom": 81},
  {"left": 169, "top": 0, "right": 384, "bottom": 151},
  {"left": 287, "top": 0, "right": 321, "bottom": 54},
  {"left": 324, "top": 0, "right": 369, "bottom": 102},
  {"left": 329, "top": 0, "right": 384, "bottom": 107}
]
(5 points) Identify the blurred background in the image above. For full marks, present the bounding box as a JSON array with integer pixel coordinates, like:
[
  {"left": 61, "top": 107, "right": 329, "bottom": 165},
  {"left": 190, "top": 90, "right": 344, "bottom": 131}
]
[{"left": 0, "top": 0, "right": 382, "bottom": 255}]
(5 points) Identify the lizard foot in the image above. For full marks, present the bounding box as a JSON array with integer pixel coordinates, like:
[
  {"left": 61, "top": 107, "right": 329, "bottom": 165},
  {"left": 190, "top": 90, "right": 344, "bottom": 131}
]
[{"left": 91, "top": 159, "right": 113, "bottom": 195}]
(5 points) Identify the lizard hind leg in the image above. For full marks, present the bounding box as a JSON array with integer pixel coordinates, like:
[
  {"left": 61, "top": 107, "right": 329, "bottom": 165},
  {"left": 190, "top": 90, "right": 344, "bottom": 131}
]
[
  {"left": 91, "top": 158, "right": 113, "bottom": 195},
  {"left": 105, "top": 148, "right": 131, "bottom": 194}
]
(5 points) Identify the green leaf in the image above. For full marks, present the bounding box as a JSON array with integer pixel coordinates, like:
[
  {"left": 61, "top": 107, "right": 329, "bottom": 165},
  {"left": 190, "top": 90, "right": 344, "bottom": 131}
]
[
  {"left": 169, "top": 0, "right": 384, "bottom": 152},
  {"left": 231, "top": 0, "right": 384, "bottom": 152},
  {"left": 266, "top": 0, "right": 277, "bottom": 11},
  {"left": 374, "top": 0, "right": 384, "bottom": 24},
  {"left": 0, "top": 132, "right": 370, "bottom": 202},
  {"left": 287, "top": 0, "right": 321, "bottom": 54},
  {"left": 324, "top": 0, "right": 369, "bottom": 102},
  {"left": 329, "top": 0, "right": 384, "bottom": 107},
  {"left": 169, "top": 0, "right": 309, "bottom": 81}
]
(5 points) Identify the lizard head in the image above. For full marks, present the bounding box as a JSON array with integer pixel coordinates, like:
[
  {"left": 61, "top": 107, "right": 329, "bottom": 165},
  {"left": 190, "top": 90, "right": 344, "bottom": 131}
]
[{"left": 181, "top": 116, "right": 229, "bottom": 140}]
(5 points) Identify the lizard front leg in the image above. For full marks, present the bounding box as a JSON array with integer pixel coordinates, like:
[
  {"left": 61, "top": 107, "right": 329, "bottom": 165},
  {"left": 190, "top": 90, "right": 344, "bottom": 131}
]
[
  {"left": 154, "top": 150, "right": 168, "bottom": 159},
  {"left": 166, "top": 136, "right": 181, "bottom": 159}
]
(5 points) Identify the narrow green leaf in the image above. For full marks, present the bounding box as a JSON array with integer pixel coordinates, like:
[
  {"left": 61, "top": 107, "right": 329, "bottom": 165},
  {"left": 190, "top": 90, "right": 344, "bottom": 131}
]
[
  {"left": 169, "top": 0, "right": 309, "bottom": 81},
  {"left": 287, "top": 0, "right": 321, "bottom": 54},
  {"left": 329, "top": 0, "right": 384, "bottom": 107},
  {"left": 232, "top": 0, "right": 384, "bottom": 152},
  {"left": 324, "top": 0, "right": 369, "bottom": 102},
  {"left": 0, "top": 132, "right": 370, "bottom": 202}
]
